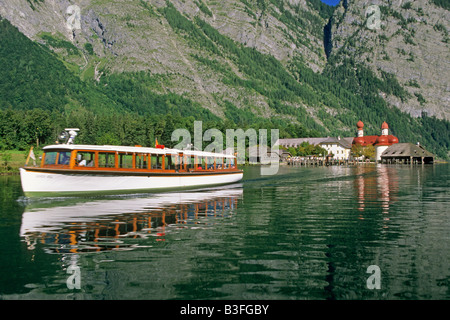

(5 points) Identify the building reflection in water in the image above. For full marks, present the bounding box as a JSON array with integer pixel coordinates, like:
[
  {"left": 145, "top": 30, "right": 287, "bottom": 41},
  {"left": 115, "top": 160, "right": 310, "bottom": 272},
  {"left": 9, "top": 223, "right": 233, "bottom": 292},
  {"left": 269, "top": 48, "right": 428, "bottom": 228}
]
[
  {"left": 355, "top": 165, "right": 398, "bottom": 219},
  {"left": 20, "top": 187, "right": 243, "bottom": 254}
]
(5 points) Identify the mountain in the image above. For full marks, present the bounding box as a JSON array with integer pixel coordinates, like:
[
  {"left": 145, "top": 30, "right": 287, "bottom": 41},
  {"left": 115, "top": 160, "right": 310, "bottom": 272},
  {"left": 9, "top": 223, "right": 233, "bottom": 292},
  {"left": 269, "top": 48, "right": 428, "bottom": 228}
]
[
  {"left": 0, "top": 0, "right": 448, "bottom": 158},
  {"left": 328, "top": 0, "right": 449, "bottom": 120},
  {"left": 1, "top": 0, "right": 333, "bottom": 118}
]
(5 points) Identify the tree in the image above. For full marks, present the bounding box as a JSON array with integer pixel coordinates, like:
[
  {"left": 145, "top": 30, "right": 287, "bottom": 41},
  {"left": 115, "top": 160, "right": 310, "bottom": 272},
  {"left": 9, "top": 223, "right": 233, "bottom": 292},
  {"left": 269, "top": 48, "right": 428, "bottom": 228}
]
[
  {"left": 351, "top": 144, "right": 364, "bottom": 158},
  {"left": 288, "top": 147, "right": 297, "bottom": 156},
  {"left": 313, "top": 145, "right": 327, "bottom": 157},
  {"left": 362, "top": 145, "right": 375, "bottom": 160}
]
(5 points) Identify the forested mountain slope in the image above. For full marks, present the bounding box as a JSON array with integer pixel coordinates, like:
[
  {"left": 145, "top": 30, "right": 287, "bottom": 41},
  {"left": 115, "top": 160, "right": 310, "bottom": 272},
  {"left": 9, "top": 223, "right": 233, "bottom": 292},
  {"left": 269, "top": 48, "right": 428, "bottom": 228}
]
[{"left": 0, "top": 0, "right": 448, "bottom": 158}]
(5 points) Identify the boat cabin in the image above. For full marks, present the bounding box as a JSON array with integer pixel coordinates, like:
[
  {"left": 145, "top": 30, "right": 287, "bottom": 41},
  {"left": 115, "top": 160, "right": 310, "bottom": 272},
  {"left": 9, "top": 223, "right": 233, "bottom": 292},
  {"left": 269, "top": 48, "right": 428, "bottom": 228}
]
[{"left": 40, "top": 144, "right": 238, "bottom": 173}]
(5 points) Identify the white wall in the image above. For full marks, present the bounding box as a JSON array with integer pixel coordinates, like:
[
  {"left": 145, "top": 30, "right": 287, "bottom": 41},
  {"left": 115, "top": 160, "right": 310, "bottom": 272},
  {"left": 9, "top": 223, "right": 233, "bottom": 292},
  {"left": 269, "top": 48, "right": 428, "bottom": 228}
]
[
  {"left": 376, "top": 145, "right": 389, "bottom": 162},
  {"left": 322, "top": 143, "right": 351, "bottom": 160}
]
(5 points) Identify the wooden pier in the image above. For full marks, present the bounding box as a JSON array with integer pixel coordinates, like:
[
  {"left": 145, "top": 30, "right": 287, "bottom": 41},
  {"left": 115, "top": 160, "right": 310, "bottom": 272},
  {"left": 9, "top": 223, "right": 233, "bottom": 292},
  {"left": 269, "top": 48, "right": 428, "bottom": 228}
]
[{"left": 286, "top": 156, "right": 356, "bottom": 166}]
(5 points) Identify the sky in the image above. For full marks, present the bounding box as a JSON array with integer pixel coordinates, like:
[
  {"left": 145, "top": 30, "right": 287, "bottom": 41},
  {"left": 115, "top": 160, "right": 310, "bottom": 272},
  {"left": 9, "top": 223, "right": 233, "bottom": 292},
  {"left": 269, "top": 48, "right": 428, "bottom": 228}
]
[{"left": 320, "top": 0, "right": 341, "bottom": 6}]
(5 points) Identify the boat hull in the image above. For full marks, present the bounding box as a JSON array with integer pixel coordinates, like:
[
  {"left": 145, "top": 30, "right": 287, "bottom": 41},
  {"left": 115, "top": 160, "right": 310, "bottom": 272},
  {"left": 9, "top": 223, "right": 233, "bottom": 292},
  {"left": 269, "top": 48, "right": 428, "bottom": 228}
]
[{"left": 20, "top": 168, "right": 244, "bottom": 196}]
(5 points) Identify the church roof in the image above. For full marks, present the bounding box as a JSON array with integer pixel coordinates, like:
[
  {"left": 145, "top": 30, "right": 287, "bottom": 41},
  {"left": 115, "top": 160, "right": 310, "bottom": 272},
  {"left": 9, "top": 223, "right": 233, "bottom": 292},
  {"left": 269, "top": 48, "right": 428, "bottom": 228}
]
[
  {"left": 278, "top": 137, "right": 354, "bottom": 148},
  {"left": 353, "top": 135, "right": 398, "bottom": 146},
  {"left": 278, "top": 137, "right": 326, "bottom": 146},
  {"left": 318, "top": 137, "right": 353, "bottom": 149},
  {"left": 353, "top": 135, "right": 378, "bottom": 146}
]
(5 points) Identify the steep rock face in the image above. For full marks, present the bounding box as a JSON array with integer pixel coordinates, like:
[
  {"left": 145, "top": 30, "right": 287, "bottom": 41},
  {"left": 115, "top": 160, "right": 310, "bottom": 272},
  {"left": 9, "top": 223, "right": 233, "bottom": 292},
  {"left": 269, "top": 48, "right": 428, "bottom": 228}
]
[
  {"left": 328, "top": 0, "right": 449, "bottom": 120},
  {"left": 0, "top": 0, "right": 72, "bottom": 39},
  {"left": 0, "top": 0, "right": 330, "bottom": 118},
  {"left": 172, "top": 0, "right": 328, "bottom": 71}
]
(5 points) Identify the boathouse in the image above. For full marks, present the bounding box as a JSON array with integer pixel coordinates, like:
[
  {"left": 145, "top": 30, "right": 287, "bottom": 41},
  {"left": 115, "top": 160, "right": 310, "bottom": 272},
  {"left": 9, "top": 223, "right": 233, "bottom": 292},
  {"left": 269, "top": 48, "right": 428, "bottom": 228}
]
[{"left": 380, "top": 143, "right": 434, "bottom": 164}]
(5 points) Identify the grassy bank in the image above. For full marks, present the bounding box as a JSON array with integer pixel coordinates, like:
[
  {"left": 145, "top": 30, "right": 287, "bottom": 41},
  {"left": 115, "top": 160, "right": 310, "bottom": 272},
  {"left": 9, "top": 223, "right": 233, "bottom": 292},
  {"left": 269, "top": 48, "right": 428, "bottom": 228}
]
[{"left": 0, "top": 149, "right": 39, "bottom": 174}]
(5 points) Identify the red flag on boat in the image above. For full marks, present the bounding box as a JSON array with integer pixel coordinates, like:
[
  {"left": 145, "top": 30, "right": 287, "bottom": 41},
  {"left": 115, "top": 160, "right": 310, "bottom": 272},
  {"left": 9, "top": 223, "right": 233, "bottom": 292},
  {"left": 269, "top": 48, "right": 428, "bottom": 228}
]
[{"left": 155, "top": 138, "right": 164, "bottom": 149}]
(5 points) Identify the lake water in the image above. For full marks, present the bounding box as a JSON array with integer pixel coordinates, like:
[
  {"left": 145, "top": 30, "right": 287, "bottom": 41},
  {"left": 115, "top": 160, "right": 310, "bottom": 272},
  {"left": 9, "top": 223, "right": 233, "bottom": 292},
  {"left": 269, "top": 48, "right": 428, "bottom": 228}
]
[{"left": 0, "top": 164, "right": 449, "bottom": 301}]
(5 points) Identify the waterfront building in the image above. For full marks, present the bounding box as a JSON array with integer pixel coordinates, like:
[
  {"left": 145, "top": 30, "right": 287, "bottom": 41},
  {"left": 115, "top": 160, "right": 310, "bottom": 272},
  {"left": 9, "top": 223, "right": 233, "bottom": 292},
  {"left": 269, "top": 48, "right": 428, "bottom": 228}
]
[
  {"left": 352, "top": 121, "right": 399, "bottom": 162},
  {"left": 277, "top": 137, "right": 354, "bottom": 161},
  {"left": 318, "top": 137, "right": 353, "bottom": 161},
  {"left": 381, "top": 143, "right": 434, "bottom": 164},
  {"left": 277, "top": 121, "right": 400, "bottom": 162}
]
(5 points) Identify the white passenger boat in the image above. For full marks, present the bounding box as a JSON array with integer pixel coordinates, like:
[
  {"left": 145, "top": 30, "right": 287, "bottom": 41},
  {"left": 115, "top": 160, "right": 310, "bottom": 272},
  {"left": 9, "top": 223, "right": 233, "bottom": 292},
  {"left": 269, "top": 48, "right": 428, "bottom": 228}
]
[{"left": 20, "top": 129, "right": 243, "bottom": 196}]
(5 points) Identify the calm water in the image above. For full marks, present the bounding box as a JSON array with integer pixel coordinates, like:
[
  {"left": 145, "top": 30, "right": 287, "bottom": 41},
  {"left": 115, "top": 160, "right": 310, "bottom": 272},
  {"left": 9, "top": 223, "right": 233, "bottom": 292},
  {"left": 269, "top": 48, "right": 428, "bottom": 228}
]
[{"left": 0, "top": 164, "right": 449, "bottom": 300}]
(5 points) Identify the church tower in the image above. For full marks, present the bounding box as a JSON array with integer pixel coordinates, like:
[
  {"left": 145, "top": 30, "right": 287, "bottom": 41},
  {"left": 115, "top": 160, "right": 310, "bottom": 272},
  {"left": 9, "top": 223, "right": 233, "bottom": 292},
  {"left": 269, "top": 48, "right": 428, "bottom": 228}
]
[
  {"left": 381, "top": 121, "right": 389, "bottom": 136},
  {"left": 375, "top": 122, "right": 396, "bottom": 162},
  {"left": 357, "top": 120, "right": 364, "bottom": 137}
]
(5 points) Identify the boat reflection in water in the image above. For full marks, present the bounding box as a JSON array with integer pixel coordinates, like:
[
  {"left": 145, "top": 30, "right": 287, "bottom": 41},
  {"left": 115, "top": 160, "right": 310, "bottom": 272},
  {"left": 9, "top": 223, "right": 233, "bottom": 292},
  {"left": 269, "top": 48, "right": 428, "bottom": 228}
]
[{"left": 20, "top": 185, "right": 243, "bottom": 254}]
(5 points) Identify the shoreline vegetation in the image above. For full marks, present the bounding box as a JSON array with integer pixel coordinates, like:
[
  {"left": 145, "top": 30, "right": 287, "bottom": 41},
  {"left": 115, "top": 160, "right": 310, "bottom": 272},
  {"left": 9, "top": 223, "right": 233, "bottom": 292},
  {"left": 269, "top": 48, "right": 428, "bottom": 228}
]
[
  {"left": 2, "top": 148, "right": 446, "bottom": 176},
  {"left": 0, "top": 150, "right": 29, "bottom": 175}
]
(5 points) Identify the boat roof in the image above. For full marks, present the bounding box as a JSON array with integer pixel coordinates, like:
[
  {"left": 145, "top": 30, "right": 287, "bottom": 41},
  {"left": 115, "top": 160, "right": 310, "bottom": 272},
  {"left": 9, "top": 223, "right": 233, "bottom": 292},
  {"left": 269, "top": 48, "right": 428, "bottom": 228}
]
[{"left": 43, "top": 144, "right": 236, "bottom": 158}]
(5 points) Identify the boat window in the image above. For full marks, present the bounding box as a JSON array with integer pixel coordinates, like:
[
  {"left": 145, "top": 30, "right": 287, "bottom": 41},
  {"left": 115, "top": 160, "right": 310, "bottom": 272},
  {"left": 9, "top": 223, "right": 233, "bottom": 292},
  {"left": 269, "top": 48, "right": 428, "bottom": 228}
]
[
  {"left": 165, "top": 155, "right": 173, "bottom": 170},
  {"left": 225, "top": 158, "right": 235, "bottom": 168},
  {"left": 151, "top": 154, "right": 163, "bottom": 169},
  {"left": 57, "top": 151, "right": 71, "bottom": 165},
  {"left": 119, "top": 153, "right": 133, "bottom": 169},
  {"left": 206, "top": 157, "right": 214, "bottom": 169},
  {"left": 184, "top": 155, "right": 195, "bottom": 170},
  {"left": 215, "top": 157, "right": 222, "bottom": 169},
  {"left": 98, "top": 152, "right": 116, "bottom": 168},
  {"left": 136, "top": 153, "right": 148, "bottom": 169},
  {"left": 196, "top": 156, "right": 206, "bottom": 170},
  {"left": 44, "top": 151, "right": 58, "bottom": 165},
  {"left": 165, "top": 154, "right": 178, "bottom": 170},
  {"left": 76, "top": 151, "right": 95, "bottom": 167}
]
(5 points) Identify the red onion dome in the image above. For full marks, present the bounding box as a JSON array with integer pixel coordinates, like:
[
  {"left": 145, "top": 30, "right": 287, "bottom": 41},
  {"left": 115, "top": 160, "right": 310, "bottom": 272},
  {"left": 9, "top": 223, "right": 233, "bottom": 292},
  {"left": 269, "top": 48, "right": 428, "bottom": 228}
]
[
  {"left": 388, "top": 136, "right": 399, "bottom": 144},
  {"left": 353, "top": 137, "right": 364, "bottom": 145},
  {"left": 375, "top": 135, "right": 389, "bottom": 145}
]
